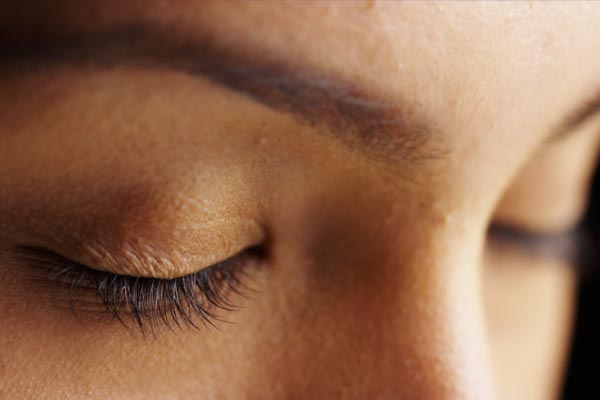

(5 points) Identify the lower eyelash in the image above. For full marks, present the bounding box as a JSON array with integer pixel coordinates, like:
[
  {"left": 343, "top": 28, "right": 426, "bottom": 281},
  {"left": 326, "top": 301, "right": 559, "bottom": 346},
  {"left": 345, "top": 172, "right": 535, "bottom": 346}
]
[{"left": 14, "top": 245, "right": 262, "bottom": 334}]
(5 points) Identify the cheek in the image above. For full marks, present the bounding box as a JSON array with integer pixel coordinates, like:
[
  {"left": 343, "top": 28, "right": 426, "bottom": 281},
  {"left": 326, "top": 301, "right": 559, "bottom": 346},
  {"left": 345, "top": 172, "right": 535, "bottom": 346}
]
[{"left": 483, "top": 248, "right": 577, "bottom": 400}]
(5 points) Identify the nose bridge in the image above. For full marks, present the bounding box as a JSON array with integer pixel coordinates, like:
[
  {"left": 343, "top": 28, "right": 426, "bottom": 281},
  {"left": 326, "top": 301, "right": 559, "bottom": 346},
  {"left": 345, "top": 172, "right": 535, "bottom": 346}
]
[{"left": 364, "top": 228, "right": 496, "bottom": 399}]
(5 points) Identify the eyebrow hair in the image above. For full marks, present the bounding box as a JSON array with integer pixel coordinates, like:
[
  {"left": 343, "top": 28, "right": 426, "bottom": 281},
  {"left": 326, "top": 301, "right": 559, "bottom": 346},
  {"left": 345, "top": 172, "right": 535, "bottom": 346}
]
[
  {"left": 0, "top": 25, "right": 438, "bottom": 165},
  {"left": 1, "top": 24, "right": 599, "bottom": 159}
]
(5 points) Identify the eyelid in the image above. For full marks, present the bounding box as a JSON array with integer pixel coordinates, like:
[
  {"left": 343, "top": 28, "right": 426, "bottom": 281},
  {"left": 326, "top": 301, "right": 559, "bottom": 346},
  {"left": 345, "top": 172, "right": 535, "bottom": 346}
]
[
  {"left": 33, "top": 216, "right": 268, "bottom": 280},
  {"left": 14, "top": 242, "right": 265, "bottom": 278},
  {"left": 0, "top": 210, "right": 266, "bottom": 283}
]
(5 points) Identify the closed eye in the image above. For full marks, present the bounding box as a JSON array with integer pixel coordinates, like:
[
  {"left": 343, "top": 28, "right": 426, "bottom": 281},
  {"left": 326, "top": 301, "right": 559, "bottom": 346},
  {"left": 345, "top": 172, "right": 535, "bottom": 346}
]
[
  {"left": 487, "top": 222, "right": 593, "bottom": 269},
  {"left": 12, "top": 245, "right": 265, "bottom": 334}
]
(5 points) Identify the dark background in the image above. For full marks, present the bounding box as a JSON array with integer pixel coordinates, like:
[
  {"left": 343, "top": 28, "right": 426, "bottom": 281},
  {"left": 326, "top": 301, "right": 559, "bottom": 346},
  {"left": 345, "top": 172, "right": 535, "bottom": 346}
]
[{"left": 562, "top": 167, "right": 600, "bottom": 399}]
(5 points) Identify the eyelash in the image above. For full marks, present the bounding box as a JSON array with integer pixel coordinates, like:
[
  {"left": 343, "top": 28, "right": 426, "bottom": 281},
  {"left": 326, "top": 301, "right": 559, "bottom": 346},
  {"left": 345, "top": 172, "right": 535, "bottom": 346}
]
[
  {"left": 487, "top": 223, "right": 597, "bottom": 273},
  {"left": 16, "top": 246, "right": 263, "bottom": 334},
  {"left": 14, "top": 225, "right": 595, "bottom": 334}
]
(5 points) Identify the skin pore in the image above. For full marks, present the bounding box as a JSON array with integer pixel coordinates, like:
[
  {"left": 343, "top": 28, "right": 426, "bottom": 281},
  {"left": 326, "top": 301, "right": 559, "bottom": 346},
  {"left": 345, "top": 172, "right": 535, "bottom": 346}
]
[{"left": 1, "top": 1, "right": 600, "bottom": 399}]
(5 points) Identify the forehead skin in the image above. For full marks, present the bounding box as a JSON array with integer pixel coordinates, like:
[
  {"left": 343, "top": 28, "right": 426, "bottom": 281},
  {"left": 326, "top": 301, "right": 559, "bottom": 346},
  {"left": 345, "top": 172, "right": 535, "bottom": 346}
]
[{"left": 1, "top": 2, "right": 600, "bottom": 400}]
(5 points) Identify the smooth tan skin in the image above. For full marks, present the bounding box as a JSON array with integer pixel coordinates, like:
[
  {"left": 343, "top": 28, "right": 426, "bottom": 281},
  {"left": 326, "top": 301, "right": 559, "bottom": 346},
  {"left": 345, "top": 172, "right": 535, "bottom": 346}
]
[{"left": 1, "top": 2, "right": 600, "bottom": 399}]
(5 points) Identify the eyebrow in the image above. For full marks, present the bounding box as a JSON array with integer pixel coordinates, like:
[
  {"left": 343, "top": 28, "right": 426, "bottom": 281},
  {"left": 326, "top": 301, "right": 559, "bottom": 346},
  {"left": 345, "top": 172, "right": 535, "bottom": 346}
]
[
  {"left": 0, "top": 25, "right": 437, "bottom": 165},
  {"left": 1, "top": 24, "right": 599, "bottom": 159}
]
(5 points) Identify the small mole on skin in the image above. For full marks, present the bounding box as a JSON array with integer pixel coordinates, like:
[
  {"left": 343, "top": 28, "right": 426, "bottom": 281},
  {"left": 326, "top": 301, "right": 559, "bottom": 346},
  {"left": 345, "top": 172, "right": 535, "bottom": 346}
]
[
  {"left": 441, "top": 213, "right": 455, "bottom": 225},
  {"left": 255, "top": 136, "right": 268, "bottom": 147},
  {"left": 363, "top": 0, "right": 376, "bottom": 11}
]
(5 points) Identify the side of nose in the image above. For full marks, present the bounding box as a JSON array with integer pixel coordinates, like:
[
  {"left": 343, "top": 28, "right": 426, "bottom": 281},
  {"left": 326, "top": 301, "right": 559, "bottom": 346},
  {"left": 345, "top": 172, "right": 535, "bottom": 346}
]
[
  {"left": 311, "top": 227, "right": 497, "bottom": 400},
  {"left": 375, "top": 249, "right": 496, "bottom": 400}
]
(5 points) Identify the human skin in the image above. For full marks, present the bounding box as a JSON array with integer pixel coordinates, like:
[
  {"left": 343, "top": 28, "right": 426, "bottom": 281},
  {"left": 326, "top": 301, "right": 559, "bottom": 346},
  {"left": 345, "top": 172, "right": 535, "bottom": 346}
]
[{"left": 1, "top": 1, "right": 600, "bottom": 399}]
